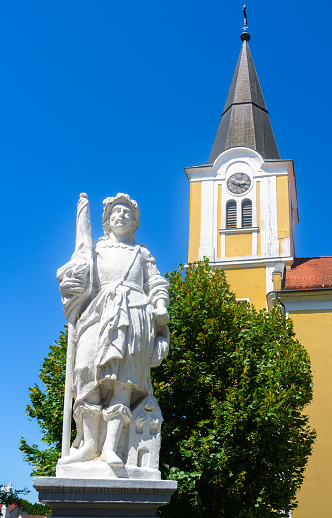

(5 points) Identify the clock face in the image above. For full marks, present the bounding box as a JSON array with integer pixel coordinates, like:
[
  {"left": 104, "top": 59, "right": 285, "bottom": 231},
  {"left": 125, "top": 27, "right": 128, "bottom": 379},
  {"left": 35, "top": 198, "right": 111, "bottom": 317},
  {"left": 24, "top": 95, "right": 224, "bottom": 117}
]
[{"left": 227, "top": 173, "right": 251, "bottom": 195}]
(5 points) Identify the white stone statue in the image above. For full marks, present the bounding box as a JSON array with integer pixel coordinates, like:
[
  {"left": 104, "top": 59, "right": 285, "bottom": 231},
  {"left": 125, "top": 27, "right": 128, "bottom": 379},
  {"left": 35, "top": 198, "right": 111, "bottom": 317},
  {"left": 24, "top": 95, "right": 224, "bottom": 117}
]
[{"left": 56, "top": 193, "right": 169, "bottom": 479}]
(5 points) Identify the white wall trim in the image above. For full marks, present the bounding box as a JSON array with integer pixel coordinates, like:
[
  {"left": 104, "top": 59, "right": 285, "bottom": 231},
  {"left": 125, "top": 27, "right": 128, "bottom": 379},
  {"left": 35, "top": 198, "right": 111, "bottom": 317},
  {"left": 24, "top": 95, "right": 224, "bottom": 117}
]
[
  {"left": 219, "top": 227, "right": 259, "bottom": 235},
  {"left": 211, "top": 256, "right": 293, "bottom": 268},
  {"left": 199, "top": 180, "right": 215, "bottom": 261}
]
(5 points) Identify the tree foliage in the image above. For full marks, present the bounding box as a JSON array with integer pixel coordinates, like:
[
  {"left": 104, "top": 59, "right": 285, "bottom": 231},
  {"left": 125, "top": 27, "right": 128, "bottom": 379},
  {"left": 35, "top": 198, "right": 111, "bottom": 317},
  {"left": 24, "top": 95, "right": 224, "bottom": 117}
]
[
  {"left": 20, "top": 327, "right": 75, "bottom": 476},
  {"left": 22, "top": 260, "right": 315, "bottom": 516},
  {"left": 152, "top": 260, "right": 315, "bottom": 517},
  {"left": 20, "top": 499, "right": 52, "bottom": 516}
]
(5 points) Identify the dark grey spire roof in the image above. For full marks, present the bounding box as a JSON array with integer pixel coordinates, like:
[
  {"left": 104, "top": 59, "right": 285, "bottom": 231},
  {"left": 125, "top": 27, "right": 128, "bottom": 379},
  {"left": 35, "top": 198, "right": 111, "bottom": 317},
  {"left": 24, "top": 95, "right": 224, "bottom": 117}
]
[{"left": 209, "top": 34, "right": 279, "bottom": 162}]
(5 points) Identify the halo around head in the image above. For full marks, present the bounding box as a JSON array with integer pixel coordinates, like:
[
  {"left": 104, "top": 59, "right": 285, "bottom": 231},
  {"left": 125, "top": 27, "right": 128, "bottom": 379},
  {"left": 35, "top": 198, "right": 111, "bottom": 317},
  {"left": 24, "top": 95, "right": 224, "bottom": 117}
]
[{"left": 102, "top": 193, "right": 140, "bottom": 235}]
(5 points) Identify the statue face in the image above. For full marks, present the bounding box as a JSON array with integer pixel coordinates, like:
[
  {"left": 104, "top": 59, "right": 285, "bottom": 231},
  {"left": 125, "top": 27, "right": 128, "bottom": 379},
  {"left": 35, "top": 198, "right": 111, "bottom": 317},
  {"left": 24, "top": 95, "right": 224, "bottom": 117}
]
[{"left": 109, "top": 203, "right": 135, "bottom": 236}]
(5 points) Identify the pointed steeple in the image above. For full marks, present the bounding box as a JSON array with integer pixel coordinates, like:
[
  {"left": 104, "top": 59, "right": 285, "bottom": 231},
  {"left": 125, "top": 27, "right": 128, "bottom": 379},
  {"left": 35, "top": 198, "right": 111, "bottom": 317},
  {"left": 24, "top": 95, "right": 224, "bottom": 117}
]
[{"left": 209, "top": 31, "right": 279, "bottom": 162}]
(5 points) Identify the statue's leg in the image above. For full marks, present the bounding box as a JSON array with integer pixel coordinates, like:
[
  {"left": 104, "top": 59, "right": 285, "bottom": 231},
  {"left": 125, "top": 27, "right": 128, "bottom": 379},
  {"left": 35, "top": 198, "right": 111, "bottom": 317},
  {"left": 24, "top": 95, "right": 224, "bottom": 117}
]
[
  {"left": 58, "top": 388, "right": 102, "bottom": 465},
  {"left": 101, "top": 382, "right": 132, "bottom": 468}
]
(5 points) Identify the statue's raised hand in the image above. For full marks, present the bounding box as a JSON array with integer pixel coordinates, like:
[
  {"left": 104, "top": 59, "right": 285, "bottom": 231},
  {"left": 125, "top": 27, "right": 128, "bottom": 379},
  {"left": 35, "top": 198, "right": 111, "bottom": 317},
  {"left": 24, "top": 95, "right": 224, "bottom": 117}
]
[{"left": 59, "top": 261, "right": 90, "bottom": 296}]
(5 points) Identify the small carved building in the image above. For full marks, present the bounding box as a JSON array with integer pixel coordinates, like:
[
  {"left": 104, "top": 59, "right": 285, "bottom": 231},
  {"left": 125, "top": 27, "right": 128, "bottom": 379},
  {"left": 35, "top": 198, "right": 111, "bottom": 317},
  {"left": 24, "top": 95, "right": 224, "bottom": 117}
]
[{"left": 126, "top": 395, "right": 163, "bottom": 474}]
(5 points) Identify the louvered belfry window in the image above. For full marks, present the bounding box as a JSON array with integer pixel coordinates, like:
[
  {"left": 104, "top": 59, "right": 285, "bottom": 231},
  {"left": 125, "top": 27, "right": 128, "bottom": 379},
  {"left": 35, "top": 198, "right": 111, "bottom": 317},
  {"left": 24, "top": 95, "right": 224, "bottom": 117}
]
[
  {"left": 226, "top": 201, "right": 237, "bottom": 228},
  {"left": 242, "top": 199, "right": 252, "bottom": 227}
]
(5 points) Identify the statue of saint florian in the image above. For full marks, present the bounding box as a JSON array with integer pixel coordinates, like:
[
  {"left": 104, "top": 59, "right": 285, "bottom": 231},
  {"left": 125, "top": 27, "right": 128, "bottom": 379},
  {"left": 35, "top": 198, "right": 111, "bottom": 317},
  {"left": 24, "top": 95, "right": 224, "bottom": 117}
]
[{"left": 57, "top": 193, "right": 169, "bottom": 468}]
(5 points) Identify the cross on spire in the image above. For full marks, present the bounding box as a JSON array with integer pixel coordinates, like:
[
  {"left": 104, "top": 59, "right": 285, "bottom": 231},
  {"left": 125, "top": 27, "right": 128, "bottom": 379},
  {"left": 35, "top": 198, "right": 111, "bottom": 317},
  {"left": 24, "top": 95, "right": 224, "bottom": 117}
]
[{"left": 243, "top": 4, "right": 248, "bottom": 31}]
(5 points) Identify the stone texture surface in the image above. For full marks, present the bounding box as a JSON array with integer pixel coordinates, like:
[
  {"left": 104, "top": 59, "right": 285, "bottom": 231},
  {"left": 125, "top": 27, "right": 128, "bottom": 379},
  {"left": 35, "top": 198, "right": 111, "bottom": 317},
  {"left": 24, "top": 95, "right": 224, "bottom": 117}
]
[{"left": 33, "top": 477, "right": 177, "bottom": 518}]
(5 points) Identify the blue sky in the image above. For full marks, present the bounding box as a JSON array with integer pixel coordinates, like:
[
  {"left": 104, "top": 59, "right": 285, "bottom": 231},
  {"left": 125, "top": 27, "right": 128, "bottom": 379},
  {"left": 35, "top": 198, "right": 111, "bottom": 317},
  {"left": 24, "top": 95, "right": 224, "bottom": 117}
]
[{"left": 1, "top": 0, "right": 331, "bottom": 502}]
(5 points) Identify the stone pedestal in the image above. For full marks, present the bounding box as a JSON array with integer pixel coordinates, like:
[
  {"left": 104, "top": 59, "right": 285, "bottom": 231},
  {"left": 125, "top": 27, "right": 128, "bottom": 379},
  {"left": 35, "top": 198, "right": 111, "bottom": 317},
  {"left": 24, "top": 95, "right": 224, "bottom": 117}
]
[{"left": 33, "top": 477, "right": 177, "bottom": 518}]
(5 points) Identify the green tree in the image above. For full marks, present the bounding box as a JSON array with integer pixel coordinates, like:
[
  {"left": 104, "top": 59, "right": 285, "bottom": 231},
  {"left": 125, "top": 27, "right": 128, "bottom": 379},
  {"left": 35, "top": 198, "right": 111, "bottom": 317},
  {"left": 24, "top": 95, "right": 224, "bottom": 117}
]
[
  {"left": 20, "top": 499, "right": 52, "bottom": 516},
  {"left": 153, "top": 260, "right": 315, "bottom": 517},
  {"left": 20, "top": 327, "right": 75, "bottom": 476},
  {"left": 22, "top": 260, "right": 315, "bottom": 516}
]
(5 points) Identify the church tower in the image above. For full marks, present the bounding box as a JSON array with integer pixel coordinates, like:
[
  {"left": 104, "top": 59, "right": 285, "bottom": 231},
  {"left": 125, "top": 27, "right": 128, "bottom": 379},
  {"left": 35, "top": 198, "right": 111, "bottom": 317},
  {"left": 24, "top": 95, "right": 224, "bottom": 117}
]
[
  {"left": 186, "top": 18, "right": 332, "bottom": 517},
  {"left": 186, "top": 29, "right": 298, "bottom": 309}
]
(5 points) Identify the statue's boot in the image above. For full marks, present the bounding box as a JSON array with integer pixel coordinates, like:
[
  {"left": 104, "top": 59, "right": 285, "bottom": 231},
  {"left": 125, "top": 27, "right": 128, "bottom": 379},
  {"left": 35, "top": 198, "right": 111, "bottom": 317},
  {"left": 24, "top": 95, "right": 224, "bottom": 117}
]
[
  {"left": 101, "top": 404, "right": 132, "bottom": 468},
  {"left": 58, "top": 403, "right": 101, "bottom": 465}
]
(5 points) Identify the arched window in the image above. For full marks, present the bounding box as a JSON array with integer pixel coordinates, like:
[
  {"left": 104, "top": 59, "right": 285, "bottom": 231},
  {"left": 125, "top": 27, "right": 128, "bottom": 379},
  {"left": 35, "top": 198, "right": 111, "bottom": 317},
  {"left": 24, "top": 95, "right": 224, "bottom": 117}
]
[
  {"left": 226, "top": 200, "right": 237, "bottom": 228},
  {"left": 242, "top": 199, "right": 252, "bottom": 227}
]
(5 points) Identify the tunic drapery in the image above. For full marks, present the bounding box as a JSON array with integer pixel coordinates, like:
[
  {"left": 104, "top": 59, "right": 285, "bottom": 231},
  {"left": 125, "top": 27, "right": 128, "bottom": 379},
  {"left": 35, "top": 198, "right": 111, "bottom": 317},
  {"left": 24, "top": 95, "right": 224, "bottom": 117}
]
[{"left": 70, "top": 239, "right": 169, "bottom": 410}]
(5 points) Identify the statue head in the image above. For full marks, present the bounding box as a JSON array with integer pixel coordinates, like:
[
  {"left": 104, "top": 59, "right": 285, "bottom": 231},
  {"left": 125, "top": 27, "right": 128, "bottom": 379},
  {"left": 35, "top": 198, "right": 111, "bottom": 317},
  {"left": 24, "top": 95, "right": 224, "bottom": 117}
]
[{"left": 102, "top": 193, "right": 140, "bottom": 240}]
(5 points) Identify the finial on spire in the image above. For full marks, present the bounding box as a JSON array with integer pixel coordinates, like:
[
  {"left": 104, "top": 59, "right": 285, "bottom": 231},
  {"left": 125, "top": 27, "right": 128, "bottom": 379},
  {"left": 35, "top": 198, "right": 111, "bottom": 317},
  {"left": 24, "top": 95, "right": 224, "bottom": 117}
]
[
  {"left": 243, "top": 5, "right": 248, "bottom": 30},
  {"left": 241, "top": 4, "right": 250, "bottom": 41}
]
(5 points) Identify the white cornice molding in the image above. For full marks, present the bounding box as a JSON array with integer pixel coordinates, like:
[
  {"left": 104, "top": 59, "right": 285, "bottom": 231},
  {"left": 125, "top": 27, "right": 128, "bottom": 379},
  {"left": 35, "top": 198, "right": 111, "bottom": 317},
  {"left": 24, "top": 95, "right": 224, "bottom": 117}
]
[
  {"left": 254, "top": 171, "right": 288, "bottom": 179},
  {"left": 262, "top": 159, "right": 294, "bottom": 172},
  {"left": 219, "top": 227, "right": 259, "bottom": 235},
  {"left": 210, "top": 256, "right": 294, "bottom": 269},
  {"left": 185, "top": 156, "right": 294, "bottom": 182},
  {"left": 213, "top": 147, "right": 264, "bottom": 169},
  {"left": 267, "top": 289, "right": 332, "bottom": 312},
  {"left": 185, "top": 164, "right": 216, "bottom": 181}
]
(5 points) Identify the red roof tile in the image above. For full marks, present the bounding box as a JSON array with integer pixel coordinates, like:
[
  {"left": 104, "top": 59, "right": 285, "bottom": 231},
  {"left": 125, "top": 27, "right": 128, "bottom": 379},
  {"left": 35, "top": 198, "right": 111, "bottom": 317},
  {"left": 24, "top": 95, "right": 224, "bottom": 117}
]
[{"left": 283, "top": 257, "right": 332, "bottom": 290}]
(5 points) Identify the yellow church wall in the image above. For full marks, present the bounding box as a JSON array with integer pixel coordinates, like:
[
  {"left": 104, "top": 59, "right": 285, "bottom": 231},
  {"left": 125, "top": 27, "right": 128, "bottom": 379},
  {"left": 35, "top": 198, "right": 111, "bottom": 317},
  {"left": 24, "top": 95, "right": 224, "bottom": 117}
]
[
  {"left": 276, "top": 176, "right": 290, "bottom": 254},
  {"left": 188, "top": 182, "right": 202, "bottom": 263},
  {"left": 256, "top": 181, "right": 261, "bottom": 255},
  {"left": 290, "top": 310, "right": 332, "bottom": 518},
  {"left": 272, "top": 273, "right": 282, "bottom": 291},
  {"left": 224, "top": 267, "right": 266, "bottom": 309},
  {"left": 225, "top": 233, "right": 252, "bottom": 258}
]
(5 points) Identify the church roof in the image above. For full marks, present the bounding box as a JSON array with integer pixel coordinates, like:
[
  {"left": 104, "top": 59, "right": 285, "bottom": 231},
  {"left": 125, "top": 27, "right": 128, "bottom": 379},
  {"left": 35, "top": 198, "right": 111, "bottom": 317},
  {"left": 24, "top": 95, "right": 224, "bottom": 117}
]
[
  {"left": 283, "top": 258, "right": 332, "bottom": 290},
  {"left": 209, "top": 32, "right": 280, "bottom": 162}
]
